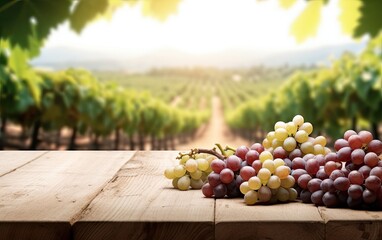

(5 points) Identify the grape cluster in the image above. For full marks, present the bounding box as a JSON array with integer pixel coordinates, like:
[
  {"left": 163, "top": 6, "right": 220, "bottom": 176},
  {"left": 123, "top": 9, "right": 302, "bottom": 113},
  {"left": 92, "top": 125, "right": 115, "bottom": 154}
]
[
  {"left": 263, "top": 115, "right": 331, "bottom": 157},
  {"left": 164, "top": 153, "right": 214, "bottom": 190},
  {"left": 299, "top": 130, "right": 382, "bottom": 208},
  {"left": 239, "top": 148, "right": 297, "bottom": 205}
]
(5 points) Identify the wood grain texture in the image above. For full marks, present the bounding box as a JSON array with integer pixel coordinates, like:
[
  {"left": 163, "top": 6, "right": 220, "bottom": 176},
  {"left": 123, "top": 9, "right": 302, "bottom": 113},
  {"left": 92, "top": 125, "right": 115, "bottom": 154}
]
[
  {"left": 0, "top": 151, "right": 135, "bottom": 240},
  {"left": 319, "top": 207, "right": 382, "bottom": 240},
  {"left": 74, "top": 151, "right": 215, "bottom": 240},
  {"left": 215, "top": 199, "right": 325, "bottom": 240},
  {"left": 0, "top": 151, "right": 47, "bottom": 176}
]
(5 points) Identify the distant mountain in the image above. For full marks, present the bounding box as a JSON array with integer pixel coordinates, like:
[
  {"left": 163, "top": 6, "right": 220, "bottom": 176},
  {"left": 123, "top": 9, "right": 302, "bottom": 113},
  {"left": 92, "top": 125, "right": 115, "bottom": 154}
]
[{"left": 31, "top": 42, "right": 367, "bottom": 72}]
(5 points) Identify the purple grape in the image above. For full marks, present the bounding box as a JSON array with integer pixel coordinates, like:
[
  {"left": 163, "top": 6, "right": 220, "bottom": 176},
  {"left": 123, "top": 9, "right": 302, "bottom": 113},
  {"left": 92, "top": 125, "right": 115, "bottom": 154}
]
[
  {"left": 213, "top": 184, "right": 227, "bottom": 198},
  {"left": 311, "top": 190, "right": 324, "bottom": 206},
  {"left": 322, "top": 192, "right": 339, "bottom": 208}
]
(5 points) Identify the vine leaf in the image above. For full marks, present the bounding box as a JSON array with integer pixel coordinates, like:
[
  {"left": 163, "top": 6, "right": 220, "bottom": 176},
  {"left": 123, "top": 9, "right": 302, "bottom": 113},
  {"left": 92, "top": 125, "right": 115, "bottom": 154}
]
[{"left": 70, "top": 0, "right": 109, "bottom": 33}]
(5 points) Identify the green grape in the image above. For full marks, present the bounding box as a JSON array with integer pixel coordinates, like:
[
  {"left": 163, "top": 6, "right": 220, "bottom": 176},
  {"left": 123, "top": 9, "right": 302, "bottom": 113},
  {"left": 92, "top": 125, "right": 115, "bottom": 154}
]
[
  {"left": 275, "top": 128, "right": 288, "bottom": 141},
  {"left": 313, "top": 144, "right": 325, "bottom": 155},
  {"left": 263, "top": 160, "right": 275, "bottom": 174},
  {"left": 273, "top": 158, "right": 285, "bottom": 168},
  {"left": 259, "top": 151, "right": 273, "bottom": 163},
  {"left": 285, "top": 121, "right": 297, "bottom": 135},
  {"left": 324, "top": 147, "right": 332, "bottom": 155},
  {"left": 201, "top": 172, "right": 208, "bottom": 182},
  {"left": 272, "top": 139, "right": 283, "bottom": 149},
  {"left": 244, "top": 190, "right": 258, "bottom": 205},
  {"left": 190, "top": 169, "right": 202, "bottom": 180},
  {"left": 174, "top": 165, "right": 187, "bottom": 177},
  {"left": 288, "top": 188, "right": 298, "bottom": 201},
  {"left": 257, "top": 168, "right": 271, "bottom": 184},
  {"left": 266, "top": 131, "right": 276, "bottom": 142},
  {"left": 301, "top": 142, "right": 314, "bottom": 154},
  {"left": 185, "top": 159, "right": 198, "bottom": 173},
  {"left": 295, "top": 130, "right": 309, "bottom": 143},
  {"left": 267, "top": 175, "right": 281, "bottom": 189},
  {"left": 299, "top": 122, "right": 313, "bottom": 135},
  {"left": 240, "top": 181, "right": 251, "bottom": 194},
  {"left": 280, "top": 175, "right": 295, "bottom": 188},
  {"left": 262, "top": 139, "right": 271, "bottom": 149},
  {"left": 172, "top": 178, "right": 179, "bottom": 188},
  {"left": 275, "top": 166, "right": 290, "bottom": 180},
  {"left": 177, "top": 175, "right": 191, "bottom": 191},
  {"left": 164, "top": 167, "right": 175, "bottom": 179},
  {"left": 274, "top": 121, "right": 286, "bottom": 131},
  {"left": 293, "top": 115, "right": 304, "bottom": 127},
  {"left": 180, "top": 155, "right": 190, "bottom": 165},
  {"left": 314, "top": 136, "right": 327, "bottom": 147},
  {"left": 190, "top": 179, "right": 204, "bottom": 189},
  {"left": 283, "top": 137, "right": 297, "bottom": 152},
  {"left": 225, "top": 149, "right": 235, "bottom": 156},
  {"left": 196, "top": 158, "right": 209, "bottom": 171},
  {"left": 248, "top": 176, "right": 262, "bottom": 190},
  {"left": 276, "top": 187, "right": 289, "bottom": 202}
]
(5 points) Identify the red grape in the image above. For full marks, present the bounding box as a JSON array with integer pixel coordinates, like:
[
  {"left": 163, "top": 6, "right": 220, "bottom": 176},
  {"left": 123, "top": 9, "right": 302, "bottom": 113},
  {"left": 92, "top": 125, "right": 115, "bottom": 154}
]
[
  {"left": 322, "top": 192, "right": 339, "bottom": 208},
  {"left": 273, "top": 146, "right": 287, "bottom": 159},
  {"left": 367, "top": 140, "right": 382, "bottom": 155},
  {"left": 226, "top": 155, "right": 242, "bottom": 171},
  {"left": 292, "top": 157, "right": 305, "bottom": 170},
  {"left": 370, "top": 166, "right": 382, "bottom": 180},
  {"left": 348, "top": 135, "right": 363, "bottom": 150},
  {"left": 291, "top": 169, "right": 308, "bottom": 182},
  {"left": 211, "top": 159, "right": 226, "bottom": 173},
  {"left": 348, "top": 170, "right": 364, "bottom": 185},
  {"left": 358, "top": 130, "right": 373, "bottom": 145},
  {"left": 298, "top": 174, "right": 312, "bottom": 189},
  {"left": 220, "top": 168, "right": 234, "bottom": 184},
  {"left": 289, "top": 149, "right": 302, "bottom": 160},
  {"left": 306, "top": 158, "right": 320, "bottom": 175},
  {"left": 239, "top": 166, "right": 256, "bottom": 181},
  {"left": 351, "top": 149, "right": 365, "bottom": 165},
  {"left": 333, "top": 177, "right": 350, "bottom": 191},
  {"left": 208, "top": 172, "right": 221, "bottom": 187},
  {"left": 202, "top": 183, "right": 214, "bottom": 197},
  {"left": 337, "top": 147, "right": 352, "bottom": 162},
  {"left": 365, "top": 175, "right": 381, "bottom": 192},
  {"left": 334, "top": 138, "right": 349, "bottom": 151},
  {"left": 344, "top": 130, "right": 357, "bottom": 140},
  {"left": 308, "top": 178, "right": 322, "bottom": 193},
  {"left": 329, "top": 169, "right": 345, "bottom": 181},
  {"left": 358, "top": 165, "right": 371, "bottom": 179},
  {"left": 364, "top": 152, "right": 379, "bottom": 168},
  {"left": 363, "top": 189, "right": 377, "bottom": 204},
  {"left": 321, "top": 179, "right": 336, "bottom": 193},
  {"left": 311, "top": 190, "right": 324, "bottom": 206},
  {"left": 324, "top": 161, "right": 340, "bottom": 176},
  {"left": 235, "top": 146, "right": 249, "bottom": 160},
  {"left": 316, "top": 168, "right": 329, "bottom": 180},
  {"left": 251, "top": 160, "right": 262, "bottom": 173},
  {"left": 348, "top": 184, "right": 363, "bottom": 199},
  {"left": 245, "top": 150, "right": 259, "bottom": 165},
  {"left": 300, "top": 189, "right": 312, "bottom": 203},
  {"left": 213, "top": 184, "right": 227, "bottom": 198},
  {"left": 250, "top": 143, "right": 264, "bottom": 153}
]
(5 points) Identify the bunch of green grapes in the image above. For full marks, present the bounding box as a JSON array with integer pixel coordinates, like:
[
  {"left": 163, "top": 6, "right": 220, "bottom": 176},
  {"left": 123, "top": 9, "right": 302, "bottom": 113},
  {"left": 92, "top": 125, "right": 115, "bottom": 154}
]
[
  {"left": 164, "top": 153, "right": 215, "bottom": 191},
  {"left": 262, "top": 115, "right": 331, "bottom": 157},
  {"left": 239, "top": 152, "right": 297, "bottom": 205}
]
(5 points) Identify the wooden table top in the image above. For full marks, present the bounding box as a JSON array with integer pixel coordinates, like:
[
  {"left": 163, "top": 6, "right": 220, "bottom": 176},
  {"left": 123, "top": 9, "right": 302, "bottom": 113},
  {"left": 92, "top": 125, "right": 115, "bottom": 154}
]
[{"left": 0, "top": 151, "right": 381, "bottom": 240}]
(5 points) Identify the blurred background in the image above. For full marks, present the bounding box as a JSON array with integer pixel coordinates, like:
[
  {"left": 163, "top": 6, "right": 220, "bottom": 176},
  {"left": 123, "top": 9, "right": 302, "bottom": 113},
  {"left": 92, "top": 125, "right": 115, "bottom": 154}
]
[{"left": 0, "top": 0, "right": 381, "bottom": 151}]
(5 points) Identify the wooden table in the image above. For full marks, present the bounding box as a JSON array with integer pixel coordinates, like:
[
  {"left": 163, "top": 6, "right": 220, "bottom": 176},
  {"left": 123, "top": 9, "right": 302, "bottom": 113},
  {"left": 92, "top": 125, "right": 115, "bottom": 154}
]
[{"left": 0, "top": 151, "right": 381, "bottom": 240}]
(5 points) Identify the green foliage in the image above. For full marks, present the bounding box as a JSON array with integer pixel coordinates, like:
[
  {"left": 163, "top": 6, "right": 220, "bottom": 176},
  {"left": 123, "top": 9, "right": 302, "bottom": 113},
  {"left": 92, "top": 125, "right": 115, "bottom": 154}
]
[
  {"left": 70, "top": 0, "right": 109, "bottom": 33},
  {"left": 228, "top": 34, "right": 382, "bottom": 139}
]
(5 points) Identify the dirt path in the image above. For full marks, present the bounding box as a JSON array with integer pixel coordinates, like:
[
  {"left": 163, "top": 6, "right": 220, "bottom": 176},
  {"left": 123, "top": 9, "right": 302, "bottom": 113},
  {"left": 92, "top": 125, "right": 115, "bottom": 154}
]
[{"left": 176, "top": 96, "right": 251, "bottom": 150}]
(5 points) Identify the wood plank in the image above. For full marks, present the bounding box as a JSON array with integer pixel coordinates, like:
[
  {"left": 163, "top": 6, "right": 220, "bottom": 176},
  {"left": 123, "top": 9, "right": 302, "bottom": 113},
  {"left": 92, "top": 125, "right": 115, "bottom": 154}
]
[
  {"left": 0, "top": 151, "right": 47, "bottom": 176},
  {"left": 215, "top": 199, "right": 325, "bottom": 240},
  {"left": 0, "top": 151, "right": 136, "bottom": 240},
  {"left": 73, "top": 151, "right": 215, "bottom": 240},
  {"left": 319, "top": 207, "right": 382, "bottom": 240}
]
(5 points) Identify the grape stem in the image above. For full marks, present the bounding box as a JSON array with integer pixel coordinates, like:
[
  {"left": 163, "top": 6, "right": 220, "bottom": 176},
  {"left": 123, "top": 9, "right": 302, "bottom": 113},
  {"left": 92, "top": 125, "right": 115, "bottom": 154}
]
[
  {"left": 196, "top": 148, "right": 226, "bottom": 160},
  {"left": 215, "top": 143, "right": 227, "bottom": 157}
]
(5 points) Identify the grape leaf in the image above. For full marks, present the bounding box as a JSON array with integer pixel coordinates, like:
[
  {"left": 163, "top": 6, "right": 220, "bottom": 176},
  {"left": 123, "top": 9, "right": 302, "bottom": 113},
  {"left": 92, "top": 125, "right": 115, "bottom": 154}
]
[
  {"left": 0, "top": 0, "right": 71, "bottom": 50},
  {"left": 70, "top": 0, "right": 109, "bottom": 33},
  {"left": 354, "top": 1, "right": 382, "bottom": 38}
]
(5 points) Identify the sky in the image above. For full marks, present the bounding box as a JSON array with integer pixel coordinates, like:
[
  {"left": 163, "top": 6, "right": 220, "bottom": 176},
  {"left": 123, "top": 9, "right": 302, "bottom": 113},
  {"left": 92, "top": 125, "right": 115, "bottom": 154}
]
[{"left": 35, "top": 0, "right": 367, "bottom": 69}]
